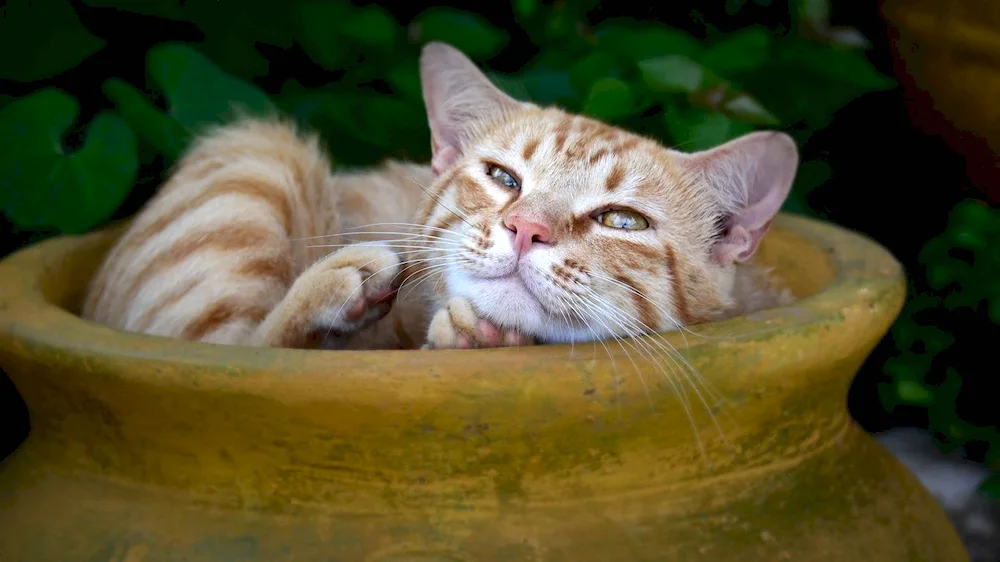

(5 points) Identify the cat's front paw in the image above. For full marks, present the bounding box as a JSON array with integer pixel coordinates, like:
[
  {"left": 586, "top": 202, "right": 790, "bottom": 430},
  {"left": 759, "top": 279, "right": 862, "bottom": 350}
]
[
  {"left": 295, "top": 243, "right": 401, "bottom": 339},
  {"left": 423, "top": 296, "right": 534, "bottom": 349}
]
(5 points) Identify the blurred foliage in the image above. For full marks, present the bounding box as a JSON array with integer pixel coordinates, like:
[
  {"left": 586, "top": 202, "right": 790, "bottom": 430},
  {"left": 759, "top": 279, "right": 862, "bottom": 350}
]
[
  {"left": 1, "top": 0, "right": 995, "bottom": 478},
  {"left": 878, "top": 199, "right": 1000, "bottom": 479},
  {"left": 0, "top": 0, "right": 895, "bottom": 234}
]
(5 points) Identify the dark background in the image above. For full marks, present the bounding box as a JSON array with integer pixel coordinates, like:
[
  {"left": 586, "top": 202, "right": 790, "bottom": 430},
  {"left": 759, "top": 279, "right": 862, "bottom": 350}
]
[{"left": 1, "top": 0, "right": 996, "bottom": 489}]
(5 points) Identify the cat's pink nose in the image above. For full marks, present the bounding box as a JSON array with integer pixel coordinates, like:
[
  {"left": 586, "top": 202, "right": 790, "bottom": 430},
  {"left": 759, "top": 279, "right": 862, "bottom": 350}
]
[{"left": 504, "top": 214, "right": 552, "bottom": 257}]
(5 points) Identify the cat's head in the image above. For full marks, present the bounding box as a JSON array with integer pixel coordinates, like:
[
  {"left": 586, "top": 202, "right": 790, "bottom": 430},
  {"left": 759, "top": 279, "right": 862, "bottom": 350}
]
[{"left": 416, "top": 42, "right": 798, "bottom": 343}]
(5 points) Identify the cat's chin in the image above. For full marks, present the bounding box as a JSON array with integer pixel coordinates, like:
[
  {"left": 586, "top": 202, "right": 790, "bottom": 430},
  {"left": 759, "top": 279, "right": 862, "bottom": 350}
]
[{"left": 444, "top": 268, "right": 594, "bottom": 343}]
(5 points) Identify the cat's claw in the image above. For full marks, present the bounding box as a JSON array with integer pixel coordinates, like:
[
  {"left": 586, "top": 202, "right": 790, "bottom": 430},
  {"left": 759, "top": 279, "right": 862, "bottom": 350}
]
[{"left": 423, "top": 296, "right": 534, "bottom": 349}]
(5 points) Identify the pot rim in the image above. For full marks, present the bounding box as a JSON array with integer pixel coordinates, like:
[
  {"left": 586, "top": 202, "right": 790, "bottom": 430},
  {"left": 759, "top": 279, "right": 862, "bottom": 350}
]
[{"left": 0, "top": 212, "right": 904, "bottom": 400}]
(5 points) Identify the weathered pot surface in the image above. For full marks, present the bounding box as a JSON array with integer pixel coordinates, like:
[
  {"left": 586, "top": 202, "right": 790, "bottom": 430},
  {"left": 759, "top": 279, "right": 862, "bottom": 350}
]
[{"left": 0, "top": 213, "right": 967, "bottom": 561}]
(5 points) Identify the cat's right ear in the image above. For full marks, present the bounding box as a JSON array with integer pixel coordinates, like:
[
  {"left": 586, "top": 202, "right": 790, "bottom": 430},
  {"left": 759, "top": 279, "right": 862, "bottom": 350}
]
[
  {"left": 420, "top": 42, "right": 522, "bottom": 176},
  {"left": 681, "top": 131, "right": 799, "bottom": 266}
]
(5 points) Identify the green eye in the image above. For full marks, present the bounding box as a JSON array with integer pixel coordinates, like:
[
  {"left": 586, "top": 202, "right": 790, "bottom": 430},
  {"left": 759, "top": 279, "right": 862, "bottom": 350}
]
[
  {"left": 597, "top": 209, "right": 650, "bottom": 230},
  {"left": 487, "top": 164, "right": 520, "bottom": 191}
]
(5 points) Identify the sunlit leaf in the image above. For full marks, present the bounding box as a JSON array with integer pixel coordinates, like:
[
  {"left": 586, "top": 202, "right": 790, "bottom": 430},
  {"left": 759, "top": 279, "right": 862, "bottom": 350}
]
[
  {"left": 0, "top": 89, "right": 137, "bottom": 234},
  {"left": 724, "top": 93, "right": 780, "bottom": 125},
  {"left": 639, "top": 55, "right": 705, "bottom": 93},
  {"left": 823, "top": 27, "right": 872, "bottom": 50}
]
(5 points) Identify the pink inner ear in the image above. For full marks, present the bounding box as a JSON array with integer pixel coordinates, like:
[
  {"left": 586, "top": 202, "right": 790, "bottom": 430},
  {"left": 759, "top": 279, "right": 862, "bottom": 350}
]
[
  {"left": 430, "top": 140, "right": 459, "bottom": 176},
  {"left": 431, "top": 146, "right": 459, "bottom": 177},
  {"left": 689, "top": 131, "right": 799, "bottom": 266},
  {"left": 714, "top": 220, "right": 773, "bottom": 265},
  {"left": 419, "top": 42, "right": 523, "bottom": 177}
]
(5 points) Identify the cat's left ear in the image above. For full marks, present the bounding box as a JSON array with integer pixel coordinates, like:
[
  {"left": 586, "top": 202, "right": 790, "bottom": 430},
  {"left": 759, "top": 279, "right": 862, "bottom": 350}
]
[
  {"left": 683, "top": 131, "right": 799, "bottom": 266},
  {"left": 420, "top": 41, "right": 523, "bottom": 175}
]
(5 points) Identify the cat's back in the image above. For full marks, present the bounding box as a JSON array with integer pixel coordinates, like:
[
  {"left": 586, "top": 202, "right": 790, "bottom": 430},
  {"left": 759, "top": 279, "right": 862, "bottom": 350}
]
[{"left": 81, "top": 118, "right": 429, "bottom": 343}]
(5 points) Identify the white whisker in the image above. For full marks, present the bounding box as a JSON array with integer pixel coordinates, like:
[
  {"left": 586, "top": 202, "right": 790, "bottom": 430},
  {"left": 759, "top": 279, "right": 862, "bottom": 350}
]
[
  {"left": 403, "top": 174, "right": 476, "bottom": 229},
  {"left": 575, "top": 291, "right": 712, "bottom": 464}
]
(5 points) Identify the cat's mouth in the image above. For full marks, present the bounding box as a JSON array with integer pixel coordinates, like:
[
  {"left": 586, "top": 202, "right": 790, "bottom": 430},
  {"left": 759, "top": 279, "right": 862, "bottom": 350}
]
[{"left": 447, "top": 266, "right": 551, "bottom": 334}]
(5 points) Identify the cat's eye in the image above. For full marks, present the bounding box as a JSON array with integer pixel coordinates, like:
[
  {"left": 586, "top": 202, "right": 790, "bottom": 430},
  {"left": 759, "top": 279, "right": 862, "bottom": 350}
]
[
  {"left": 596, "top": 209, "right": 650, "bottom": 231},
  {"left": 486, "top": 164, "right": 520, "bottom": 191}
]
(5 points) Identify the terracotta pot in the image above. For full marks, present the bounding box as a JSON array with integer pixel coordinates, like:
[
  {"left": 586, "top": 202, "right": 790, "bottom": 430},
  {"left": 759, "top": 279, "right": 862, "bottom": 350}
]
[
  {"left": 883, "top": 0, "right": 1000, "bottom": 200},
  {"left": 0, "top": 214, "right": 966, "bottom": 561}
]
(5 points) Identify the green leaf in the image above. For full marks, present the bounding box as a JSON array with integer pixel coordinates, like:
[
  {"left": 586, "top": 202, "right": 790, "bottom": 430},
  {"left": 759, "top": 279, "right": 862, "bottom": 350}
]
[
  {"left": 777, "top": 37, "right": 895, "bottom": 91},
  {"left": 386, "top": 58, "right": 423, "bottom": 100},
  {"left": 665, "top": 105, "right": 753, "bottom": 151},
  {"left": 298, "top": 90, "right": 428, "bottom": 153},
  {"left": 519, "top": 68, "right": 577, "bottom": 106},
  {"left": 0, "top": 0, "right": 106, "bottom": 82},
  {"left": 950, "top": 199, "right": 996, "bottom": 231},
  {"left": 568, "top": 51, "right": 621, "bottom": 96},
  {"left": 701, "top": 27, "right": 771, "bottom": 74},
  {"left": 990, "top": 298, "right": 1000, "bottom": 325},
  {"left": 639, "top": 56, "right": 706, "bottom": 93},
  {"left": 0, "top": 89, "right": 138, "bottom": 234},
  {"left": 146, "top": 43, "right": 275, "bottom": 130},
  {"left": 582, "top": 78, "right": 636, "bottom": 121},
  {"left": 192, "top": 32, "right": 270, "bottom": 80},
  {"left": 102, "top": 78, "right": 191, "bottom": 163},
  {"left": 488, "top": 73, "right": 532, "bottom": 100},
  {"left": 177, "top": 1, "right": 296, "bottom": 77},
  {"left": 896, "top": 380, "right": 934, "bottom": 405},
  {"left": 794, "top": 0, "right": 830, "bottom": 28},
  {"left": 339, "top": 5, "right": 398, "bottom": 49},
  {"left": 979, "top": 472, "right": 1000, "bottom": 499},
  {"left": 514, "top": 0, "right": 538, "bottom": 19},
  {"left": 295, "top": 1, "right": 355, "bottom": 71},
  {"left": 411, "top": 8, "right": 509, "bottom": 59},
  {"left": 596, "top": 23, "right": 702, "bottom": 61}
]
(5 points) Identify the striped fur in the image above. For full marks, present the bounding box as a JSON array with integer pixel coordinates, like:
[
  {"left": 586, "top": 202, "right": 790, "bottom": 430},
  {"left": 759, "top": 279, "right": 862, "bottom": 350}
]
[{"left": 82, "top": 42, "right": 796, "bottom": 350}]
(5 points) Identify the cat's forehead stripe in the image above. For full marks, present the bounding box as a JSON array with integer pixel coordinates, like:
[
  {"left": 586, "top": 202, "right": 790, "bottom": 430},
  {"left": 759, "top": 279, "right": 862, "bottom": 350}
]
[
  {"left": 604, "top": 162, "right": 626, "bottom": 191},
  {"left": 521, "top": 137, "right": 540, "bottom": 161}
]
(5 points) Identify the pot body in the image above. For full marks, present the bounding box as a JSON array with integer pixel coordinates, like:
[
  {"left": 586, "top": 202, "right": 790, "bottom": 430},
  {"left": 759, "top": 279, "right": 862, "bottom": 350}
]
[
  {"left": 883, "top": 0, "right": 1000, "bottom": 199},
  {"left": 0, "top": 214, "right": 968, "bottom": 561}
]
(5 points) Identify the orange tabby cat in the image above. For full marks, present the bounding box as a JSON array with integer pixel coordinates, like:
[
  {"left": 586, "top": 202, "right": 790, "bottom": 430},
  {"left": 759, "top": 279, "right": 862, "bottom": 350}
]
[{"left": 82, "top": 42, "right": 797, "bottom": 351}]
